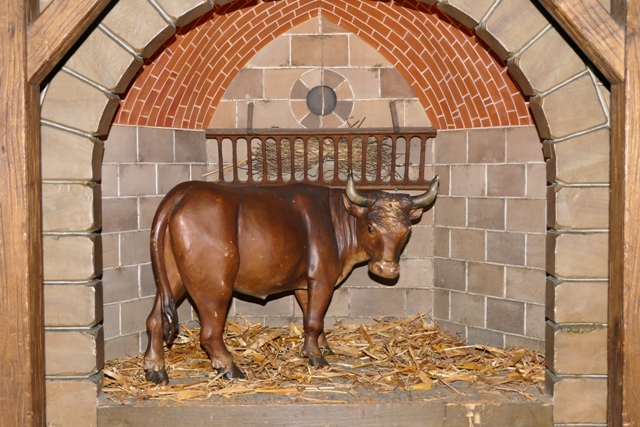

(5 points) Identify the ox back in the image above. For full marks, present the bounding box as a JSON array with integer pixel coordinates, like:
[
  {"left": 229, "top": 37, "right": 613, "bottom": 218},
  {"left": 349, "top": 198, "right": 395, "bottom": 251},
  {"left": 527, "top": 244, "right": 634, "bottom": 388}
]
[{"left": 143, "top": 175, "right": 438, "bottom": 384}]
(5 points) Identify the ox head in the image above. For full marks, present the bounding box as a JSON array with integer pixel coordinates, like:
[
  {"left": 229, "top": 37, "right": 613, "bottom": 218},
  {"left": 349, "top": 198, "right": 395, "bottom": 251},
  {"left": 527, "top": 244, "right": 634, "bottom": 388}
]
[{"left": 342, "top": 173, "right": 439, "bottom": 279}]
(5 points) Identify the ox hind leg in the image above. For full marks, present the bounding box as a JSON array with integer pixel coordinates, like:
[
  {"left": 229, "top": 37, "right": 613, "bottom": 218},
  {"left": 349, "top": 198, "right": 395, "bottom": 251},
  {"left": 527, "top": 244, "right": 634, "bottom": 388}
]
[
  {"left": 144, "top": 236, "right": 186, "bottom": 384},
  {"left": 295, "top": 283, "right": 334, "bottom": 367},
  {"left": 294, "top": 289, "right": 334, "bottom": 357},
  {"left": 179, "top": 253, "right": 245, "bottom": 379}
]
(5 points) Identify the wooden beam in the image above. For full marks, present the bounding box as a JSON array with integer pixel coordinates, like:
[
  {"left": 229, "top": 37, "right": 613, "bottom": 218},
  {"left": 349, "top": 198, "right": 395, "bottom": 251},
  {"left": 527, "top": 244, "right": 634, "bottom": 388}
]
[
  {"left": 0, "top": 1, "right": 45, "bottom": 425},
  {"left": 537, "top": 0, "right": 624, "bottom": 84},
  {"left": 609, "top": 0, "right": 640, "bottom": 425},
  {"left": 27, "top": 0, "right": 112, "bottom": 85}
]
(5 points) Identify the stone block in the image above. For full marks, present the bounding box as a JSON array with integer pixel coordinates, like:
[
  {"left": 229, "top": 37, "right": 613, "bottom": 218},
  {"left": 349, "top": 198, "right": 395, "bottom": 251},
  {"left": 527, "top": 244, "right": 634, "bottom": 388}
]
[
  {"left": 121, "top": 297, "right": 155, "bottom": 335},
  {"left": 508, "top": 28, "right": 587, "bottom": 96},
  {"left": 506, "top": 198, "right": 546, "bottom": 233},
  {"left": 42, "top": 183, "right": 101, "bottom": 232},
  {"left": 546, "top": 277, "right": 608, "bottom": 324},
  {"left": 103, "top": 265, "right": 139, "bottom": 303},
  {"left": 104, "top": 124, "right": 138, "bottom": 163},
  {"left": 486, "top": 297, "right": 525, "bottom": 335},
  {"left": 546, "top": 231, "right": 608, "bottom": 279},
  {"left": 120, "top": 230, "right": 152, "bottom": 265},
  {"left": 325, "top": 287, "right": 350, "bottom": 317},
  {"left": 434, "top": 227, "right": 450, "bottom": 258},
  {"left": 467, "top": 128, "right": 505, "bottom": 163},
  {"left": 450, "top": 228, "right": 485, "bottom": 262},
  {"left": 434, "top": 258, "right": 465, "bottom": 291},
  {"left": 158, "top": 164, "right": 190, "bottom": 194},
  {"left": 41, "top": 125, "right": 103, "bottom": 181},
  {"left": 380, "top": 68, "right": 417, "bottom": 98},
  {"left": 43, "top": 234, "right": 102, "bottom": 281},
  {"left": 41, "top": 70, "right": 119, "bottom": 136},
  {"left": 486, "top": 231, "right": 525, "bottom": 266},
  {"left": 506, "top": 266, "right": 545, "bottom": 304},
  {"left": 526, "top": 233, "right": 546, "bottom": 269},
  {"left": 119, "top": 164, "right": 157, "bottom": 196},
  {"left": 543, "top": 129, "right": 610, "bottom": 184},
  {"left": 349, "top": 35, "right": 392, "bottom": 67},
  {"left": 139, "top": 196, "right": 163, "bottom": 230},
  {"left": 530, "top": 74, "right": 608, "bottom": 139},
  {"left": 45, "top": 326, "right": 104, "bottom": 376},
  {"left": 105, "top": 332, "right": 141, "bottom": 360},
  {"left": 176, "top": 129, "right": 207, "bottom": 162},
  {"left": 468, "top": 262, "right": 504, "bottom": 297},
  {"left": 403, "top": 226, "right": 433, "bottom": 258},
  {"left": 46, "top": 375, "right": 102, "bottom": 427},
  {"left": 138, "top": 126, "right": 174, "bottom": 162},
  {"left": 450, "top": 291, "right": 485, "bottom": 328},
  {"left": 506, "top": 126, "right": 543, "bottom": 163},
  {"left": 101, "top": 0, "right": 175, "bottom": 58},
  {"left": 64, "top": 26, "right": 143, "bottom": 93},
  {"left": 487, "top": 164, "right": 526, "bottom": 197},
  {"left": 437, "top": 0, "right": 495, "bottom": 29},
  {"left": 44, "top": 281, "right": 103, "bottom": 328},
  {"left": 546, "top": 321, "right": 607, "bottom": 375},
  {"left": 433, "top": 130, "right": 467, "bottom": 164},
  {"left": 405, "top": 288, "right": 434, "bottom": 316},
  {"left": 222, "top": 68, "right": 264, "bottom": 100},
  {"left": 349, "top": 288, "right": 405, "bottom": 317},
  {"left": 525, "top": 303, "right": 545, "bottom": 340},
  {"left": 247, "top": 36, "right": 291, "bottom": 68},
  {"left": 433, "top": 289, "right": 450, "bottom": 320},
  {"left": 476, "top": 0, "right": 549, "bottom": 60},
  {"left": 154, "top": 0, "right": 214, "bottom": 27},
  {"left": 434, "top": 197, "right": 466, "bottom": 227},
  {"left": 547, "top": 371, "right": 607, "bottom": 424},
  {"left": 395, "top": 258, "right": 434, "bottom": 288},
  {"left": 450, "top": 165, "right": 485, "bottom": 196},
  {"left": 468, "top": 198, "right": 505, "bottom": 230},
  {"left": 548, "top": 185, "right": 609, "bottom": 230},
  {"left": 102, "top": 197, "right": 138, "bottom": 233},
  {"left": 467, "top": 326, "right": 504, "bottom": 348}
]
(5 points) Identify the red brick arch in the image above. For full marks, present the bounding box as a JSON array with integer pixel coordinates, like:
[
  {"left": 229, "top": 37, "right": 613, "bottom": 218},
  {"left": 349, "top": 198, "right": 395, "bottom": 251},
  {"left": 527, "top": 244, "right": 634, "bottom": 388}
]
[{"left": 114, "top": 0, "right": 532, "bottom": 129}]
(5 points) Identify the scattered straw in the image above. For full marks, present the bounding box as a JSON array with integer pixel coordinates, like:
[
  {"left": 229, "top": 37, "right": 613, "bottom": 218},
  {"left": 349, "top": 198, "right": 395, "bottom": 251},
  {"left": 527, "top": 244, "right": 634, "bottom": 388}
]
[{"left": 103, "top": 315, "right": 545, "bottom": 404}]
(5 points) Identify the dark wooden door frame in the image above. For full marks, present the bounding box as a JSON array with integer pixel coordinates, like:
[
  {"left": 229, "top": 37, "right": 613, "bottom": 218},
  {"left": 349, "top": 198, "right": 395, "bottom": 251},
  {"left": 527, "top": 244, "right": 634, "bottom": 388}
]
[
  {"left": 0, "top": 1, "right": 113, "bottom": 426},
  {"left": 0, "top": 0, "right": 637, "bottom": 424}
]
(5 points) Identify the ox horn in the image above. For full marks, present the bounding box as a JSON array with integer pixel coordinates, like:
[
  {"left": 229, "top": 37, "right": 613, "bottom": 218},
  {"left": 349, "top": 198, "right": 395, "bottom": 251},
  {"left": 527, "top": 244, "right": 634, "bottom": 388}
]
[
  {"left": 346, "top": 172, "right": 369, "bottom": 207},
  {"left": 411, "top": 175, "right": 439, "bottom": 208}
]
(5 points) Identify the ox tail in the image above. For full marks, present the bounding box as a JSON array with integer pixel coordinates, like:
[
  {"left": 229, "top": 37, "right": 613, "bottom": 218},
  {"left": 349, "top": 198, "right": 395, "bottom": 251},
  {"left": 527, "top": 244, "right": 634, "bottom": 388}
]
[{"left": 150, "top": 186, "right": 187, "bottom": 347}]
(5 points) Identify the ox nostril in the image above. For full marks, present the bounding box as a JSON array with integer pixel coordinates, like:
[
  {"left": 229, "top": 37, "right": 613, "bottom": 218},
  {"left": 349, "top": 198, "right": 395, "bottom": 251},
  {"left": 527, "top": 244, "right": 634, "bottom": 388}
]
[{"left": 373, "top": 264, "right": 382, "bottom": 274}]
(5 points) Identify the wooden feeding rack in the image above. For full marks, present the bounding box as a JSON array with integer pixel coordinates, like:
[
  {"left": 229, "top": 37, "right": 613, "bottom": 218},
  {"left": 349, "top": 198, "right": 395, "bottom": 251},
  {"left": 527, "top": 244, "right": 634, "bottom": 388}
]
[{"left": 204, "top": 128, "right": 437, "bottom": 190}]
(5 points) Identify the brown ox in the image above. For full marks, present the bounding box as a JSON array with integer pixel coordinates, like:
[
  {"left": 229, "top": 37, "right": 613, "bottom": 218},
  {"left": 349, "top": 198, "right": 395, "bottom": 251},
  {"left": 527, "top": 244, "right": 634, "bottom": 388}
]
[{"left": 144, "top": 173, "right": 439, "bottom": 384}]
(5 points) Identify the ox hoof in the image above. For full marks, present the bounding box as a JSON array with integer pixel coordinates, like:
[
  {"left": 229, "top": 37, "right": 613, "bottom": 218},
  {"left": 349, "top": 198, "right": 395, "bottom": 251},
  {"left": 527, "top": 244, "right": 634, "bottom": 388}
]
[
  {"left": 217, "top": 364, "right": 246, "bottom": 380},
  {"left": 308, "top": 356, "right": 330, "bottom": 367},
  {"left": 321, "top": 347, "right": 335, "bottom": 357},
  {"left": 145, "top": 368, "right": 169, "bottom": 385}
]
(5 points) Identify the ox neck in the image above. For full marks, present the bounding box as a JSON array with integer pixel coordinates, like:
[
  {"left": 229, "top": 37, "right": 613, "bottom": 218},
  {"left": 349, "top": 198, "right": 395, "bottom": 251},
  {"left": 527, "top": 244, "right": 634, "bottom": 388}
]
[{"left": 330, "top": 190, "right": 369, "bottom": 266}]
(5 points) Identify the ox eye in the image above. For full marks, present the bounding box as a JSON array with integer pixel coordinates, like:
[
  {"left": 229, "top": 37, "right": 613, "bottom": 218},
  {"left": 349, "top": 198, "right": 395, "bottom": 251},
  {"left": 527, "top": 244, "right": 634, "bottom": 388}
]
[{"left": 367, "top": 225, "right": 375, "bottom": 234}]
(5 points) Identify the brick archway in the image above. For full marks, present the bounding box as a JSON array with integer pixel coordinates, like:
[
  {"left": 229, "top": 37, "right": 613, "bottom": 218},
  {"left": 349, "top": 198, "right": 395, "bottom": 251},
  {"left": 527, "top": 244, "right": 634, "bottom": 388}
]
[{"left": 115, "top": 0, "right": 531, "bottom": 129}]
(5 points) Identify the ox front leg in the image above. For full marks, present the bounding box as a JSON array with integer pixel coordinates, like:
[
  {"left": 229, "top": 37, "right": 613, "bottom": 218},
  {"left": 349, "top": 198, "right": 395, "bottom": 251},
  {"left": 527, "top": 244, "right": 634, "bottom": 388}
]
[
  {"left": 294, "top": 289, "right": 334, "bottom": 357},
  {"left": 300, "top": 282, "right": 333, "bottom": 367}
]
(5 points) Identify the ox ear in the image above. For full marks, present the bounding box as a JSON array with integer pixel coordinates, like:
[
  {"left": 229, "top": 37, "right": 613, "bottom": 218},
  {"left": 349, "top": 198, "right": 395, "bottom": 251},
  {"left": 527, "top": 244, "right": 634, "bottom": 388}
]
[
  {"left": 342, "top": 194, "right": 366, "bottom": 218},
  {"left": 409, "top": 207, "right": 425, "bottom": 221}
]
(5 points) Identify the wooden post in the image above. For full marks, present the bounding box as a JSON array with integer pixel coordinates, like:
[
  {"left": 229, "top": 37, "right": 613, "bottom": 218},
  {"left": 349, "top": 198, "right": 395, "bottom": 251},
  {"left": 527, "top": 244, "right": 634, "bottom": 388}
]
[
  {"left": 0, "top": 0, "right": 44, "bottom": 425},
  {"left": 609, "top": 1, "right": 640, "bottom": 424}
]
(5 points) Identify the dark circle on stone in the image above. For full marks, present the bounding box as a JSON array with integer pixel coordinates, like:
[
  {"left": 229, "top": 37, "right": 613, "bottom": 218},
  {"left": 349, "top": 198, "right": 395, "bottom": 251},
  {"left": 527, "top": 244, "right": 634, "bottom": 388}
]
[{"left": 306, "top": 85, "right": 337, "bottom": 116}]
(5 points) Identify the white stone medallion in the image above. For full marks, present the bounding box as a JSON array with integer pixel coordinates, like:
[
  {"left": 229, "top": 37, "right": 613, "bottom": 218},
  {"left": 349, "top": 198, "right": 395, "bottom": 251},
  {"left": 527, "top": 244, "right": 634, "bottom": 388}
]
[{"left": 290, "top": 69, "right": 354, "bottom": 128}]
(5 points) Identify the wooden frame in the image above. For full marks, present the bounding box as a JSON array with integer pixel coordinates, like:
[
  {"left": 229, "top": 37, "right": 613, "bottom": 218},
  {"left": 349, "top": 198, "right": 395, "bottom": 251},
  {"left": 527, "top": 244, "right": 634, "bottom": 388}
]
[
  {"left": 0, "top": 0, "right": 637, "bottom": 424},
  {"left": 0, "top": 1, "right": 114, "bottom": 426}
]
